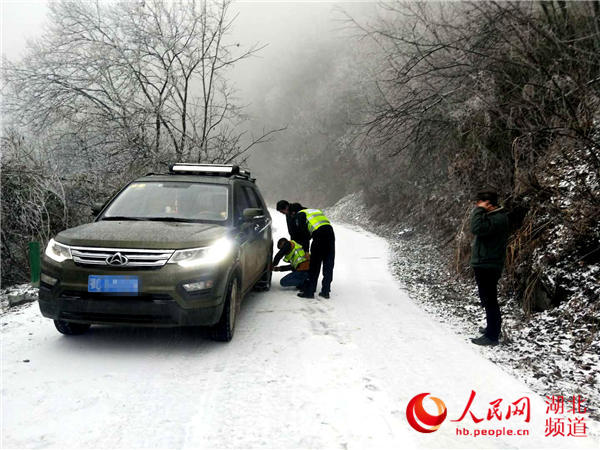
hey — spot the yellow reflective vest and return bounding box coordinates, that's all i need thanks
[299,209,331,234]
[283,240,308,270]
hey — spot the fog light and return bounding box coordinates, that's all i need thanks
[182,280,213,292]
[41,273,58,286]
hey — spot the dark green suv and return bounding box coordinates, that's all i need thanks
[38,164,272,341]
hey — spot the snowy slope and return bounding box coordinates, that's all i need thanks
[2,211,598,448]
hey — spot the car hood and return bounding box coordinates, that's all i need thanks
[55,220,228,249]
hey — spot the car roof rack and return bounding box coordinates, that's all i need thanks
[234,169,255,182]
[169,163,253,181]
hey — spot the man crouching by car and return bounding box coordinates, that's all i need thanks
[272,238,310,291]
[470,191,509,347]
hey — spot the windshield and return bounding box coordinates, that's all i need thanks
[102,182,229,222]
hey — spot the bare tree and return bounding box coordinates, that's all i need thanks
[347,1,600,170]
[2,0,281,172]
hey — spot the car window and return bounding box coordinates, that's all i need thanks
[102,182,229,222]
[251,188,267,211]
[243,186,262,209]
[234,185,252,224]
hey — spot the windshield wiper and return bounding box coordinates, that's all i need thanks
[142,217,198,223]
[101,216,145,221]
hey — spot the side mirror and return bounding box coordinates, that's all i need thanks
[243,208,264,221]
[91,202,105,216]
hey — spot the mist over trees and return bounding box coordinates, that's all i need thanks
[4,0,279,168]
[246,31,376,205]
[248,1,599,310]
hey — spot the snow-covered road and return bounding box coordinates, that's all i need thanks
[2,213,598,448]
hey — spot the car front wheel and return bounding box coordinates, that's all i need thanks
[54,320,91,335]
[211,276,240,342]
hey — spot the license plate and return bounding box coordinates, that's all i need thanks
[88,275,139,293]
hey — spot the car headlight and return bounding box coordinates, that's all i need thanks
[45,238,72,263]
[168,237,234,268]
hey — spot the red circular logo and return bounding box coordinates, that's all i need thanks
[406,393,447,433]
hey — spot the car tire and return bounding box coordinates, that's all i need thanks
[54,320,91,335]
[211,276,240,342]
[254,262,272,292]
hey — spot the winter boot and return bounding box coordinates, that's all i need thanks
[471,335,499,346]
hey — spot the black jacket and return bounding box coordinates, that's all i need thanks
[287,212,310,251]
[470,207,509,270]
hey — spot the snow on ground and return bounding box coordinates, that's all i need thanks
[1,211,599,448]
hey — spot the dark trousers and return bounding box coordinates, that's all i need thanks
[473,267,502,341]
[305,225,335,296]
[280,270,309,289]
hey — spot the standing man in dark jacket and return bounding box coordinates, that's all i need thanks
[276,200,310,251]
[470,191,509,346]
[291,205,335,299]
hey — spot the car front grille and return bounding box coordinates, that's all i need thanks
[71,246,174,268]
[60,311,174,324]
[60,291,173,303]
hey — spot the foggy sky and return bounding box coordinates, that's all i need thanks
[1,1,379,184]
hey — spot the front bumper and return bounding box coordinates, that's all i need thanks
[38,286,223,326]
[38,256,235,327]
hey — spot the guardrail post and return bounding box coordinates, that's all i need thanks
[29,242,41,287]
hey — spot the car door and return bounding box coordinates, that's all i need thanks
[242,185,269,284]
[236,184,265,290]
[244,186,272,269]
[233,185,254,292]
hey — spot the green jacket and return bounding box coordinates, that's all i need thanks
[470,207,509,270]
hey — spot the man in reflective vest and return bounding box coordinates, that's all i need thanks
[276,200,310,251]
[272,238,310,290]
[290,205,335,299]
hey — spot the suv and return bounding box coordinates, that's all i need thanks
[38,164,272,342]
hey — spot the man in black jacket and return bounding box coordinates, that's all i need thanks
[470,191,509,346]
[290,204,335,300]
[276,200,310,251]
